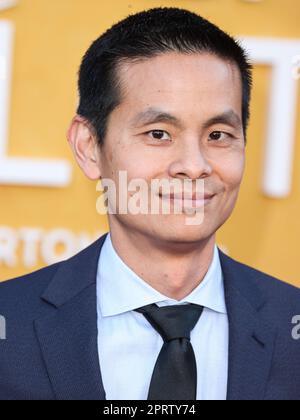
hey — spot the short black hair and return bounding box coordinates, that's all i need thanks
[77,7,252,146]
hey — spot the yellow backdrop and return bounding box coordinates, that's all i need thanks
[0,0,299,287]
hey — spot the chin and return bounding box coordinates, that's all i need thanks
[152,219,215,244]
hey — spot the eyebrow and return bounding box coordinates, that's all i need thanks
[202,110,243,131]
[130,107,243,131]
[130,107,183,129]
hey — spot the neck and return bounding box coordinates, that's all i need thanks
[108,221,216,301]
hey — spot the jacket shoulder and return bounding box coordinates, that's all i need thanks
[220,250,300,311]
[0,236,105,315]
[0,263,60,314]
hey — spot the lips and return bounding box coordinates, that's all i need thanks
[160,192,215,200]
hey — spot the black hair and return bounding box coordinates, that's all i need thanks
[77,7,253,146]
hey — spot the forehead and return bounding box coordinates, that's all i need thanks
[119,53,242,120]
[118,52,241,97]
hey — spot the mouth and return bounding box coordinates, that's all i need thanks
[159,193,216,207]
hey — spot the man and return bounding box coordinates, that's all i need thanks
[0,7,300,401]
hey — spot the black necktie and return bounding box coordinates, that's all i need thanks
[134,303,203,400]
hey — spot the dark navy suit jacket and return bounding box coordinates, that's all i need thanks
[0,232,300,400]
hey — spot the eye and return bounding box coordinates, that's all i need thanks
[209,131,232,142]
[146,130,171,142]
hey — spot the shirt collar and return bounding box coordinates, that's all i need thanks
[98,232,227,317]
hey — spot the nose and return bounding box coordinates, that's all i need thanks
[168,138,213,180]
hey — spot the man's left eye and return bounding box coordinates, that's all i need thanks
[209,131,232,141]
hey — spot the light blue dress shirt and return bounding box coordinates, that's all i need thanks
[97,233,229,400]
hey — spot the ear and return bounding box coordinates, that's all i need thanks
[67,115,102,180]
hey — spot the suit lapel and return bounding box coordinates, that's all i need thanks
[34,233,109,400]
[219,250,277,400]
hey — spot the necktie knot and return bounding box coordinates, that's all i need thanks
[135,303,203,343]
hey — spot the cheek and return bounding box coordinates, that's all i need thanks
[116,144,163,178]
[214,153,245,190]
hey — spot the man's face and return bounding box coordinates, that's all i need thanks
[98,52,245,245]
